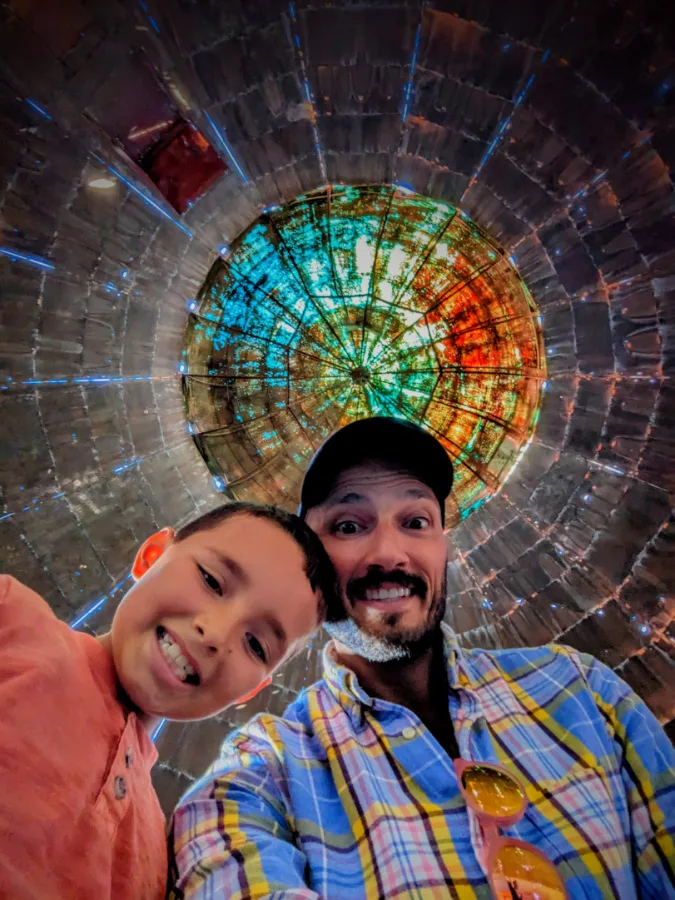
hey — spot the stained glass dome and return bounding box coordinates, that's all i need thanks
[182,184,546,525]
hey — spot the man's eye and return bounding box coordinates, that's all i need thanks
[406,516,429,530]
[198,565,222,595]
[334,520,362,535]
[246,633,267,664]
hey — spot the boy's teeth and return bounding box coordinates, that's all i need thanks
[157,631,196,682]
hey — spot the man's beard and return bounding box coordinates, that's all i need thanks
[324,567,447,663]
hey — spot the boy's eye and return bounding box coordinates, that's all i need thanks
[406,516,429,530]
[246,632,267,664]
[198,565,222,596]
[333,520,362,535]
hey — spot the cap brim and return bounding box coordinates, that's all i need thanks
[299,418,453,524]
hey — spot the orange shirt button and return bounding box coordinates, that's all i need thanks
[114,776,127,800]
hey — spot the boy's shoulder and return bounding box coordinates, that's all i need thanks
[0,574,62,629]
[0,574,103,687]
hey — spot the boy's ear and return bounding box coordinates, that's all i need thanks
[131,527,175,581]
[234,675,272,705]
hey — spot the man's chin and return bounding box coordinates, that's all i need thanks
[325,617,411,662]
[325,593,446,663]
[325,617,436,664]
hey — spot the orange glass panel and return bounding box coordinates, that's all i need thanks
[491,844,566,900]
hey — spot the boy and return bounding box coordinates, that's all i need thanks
[0,501,335,900]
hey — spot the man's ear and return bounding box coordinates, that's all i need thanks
[233,675,272,705]
[131,527,175,581]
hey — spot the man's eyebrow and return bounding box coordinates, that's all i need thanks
[323,491,366,507]
[405,487,433,499]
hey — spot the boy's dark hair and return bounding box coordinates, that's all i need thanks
[174,501,339,621]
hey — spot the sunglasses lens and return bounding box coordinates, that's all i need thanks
[461,765,525,818]
[490,844,566,900]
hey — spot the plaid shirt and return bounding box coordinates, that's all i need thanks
[170,627,675,899]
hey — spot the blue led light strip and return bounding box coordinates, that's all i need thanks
[25,98,52,120]
[287,3,326,181]
[90,155,193,237]
[203,112,249,183]
[150,718,167,743]
[401,22,423,123]
[462,48,550,200]
[70,575,133,629]
[0,491,66,524]
[1,374,172,389]
[113,457,144,475]
[0,246,55,271]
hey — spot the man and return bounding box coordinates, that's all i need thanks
[170,417,675,899]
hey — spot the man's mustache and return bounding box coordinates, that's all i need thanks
[346,570,427,603]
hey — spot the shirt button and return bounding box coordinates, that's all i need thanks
[402,726,416,740]
[114,776,127,800]
[125,748,133,767]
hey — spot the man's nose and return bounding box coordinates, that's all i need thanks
[362,522,409,571]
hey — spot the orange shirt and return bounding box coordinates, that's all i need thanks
[0,575,168,900]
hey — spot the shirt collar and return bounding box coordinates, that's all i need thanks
[322,623,467,712]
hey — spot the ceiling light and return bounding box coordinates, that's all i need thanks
[88,175,116,190]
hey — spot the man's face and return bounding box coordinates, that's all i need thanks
[110,514,320,720]
[306,464,448,661]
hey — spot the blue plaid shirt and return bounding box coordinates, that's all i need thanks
[170,627,675,899]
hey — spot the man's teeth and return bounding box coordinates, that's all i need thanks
[158,630,196,683]
[364,587,412,601]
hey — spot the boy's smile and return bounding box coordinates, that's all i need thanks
[107,513,321,722]
[155,626,200,687]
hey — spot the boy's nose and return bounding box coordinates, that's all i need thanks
[193,609,232,656]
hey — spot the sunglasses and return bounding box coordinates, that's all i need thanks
[455,759,568,900]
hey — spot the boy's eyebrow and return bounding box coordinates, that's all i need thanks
[268,616,287,652]
[209,550,247,584]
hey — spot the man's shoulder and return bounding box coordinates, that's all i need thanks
[462,641,595,692]
[185,680,332,802]
[219,679,331,756]
[464,640,586,670]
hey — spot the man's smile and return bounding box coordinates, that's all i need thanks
[347,571,427,614]
[364,586,411,601]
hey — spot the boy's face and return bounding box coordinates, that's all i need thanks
[110,514,320,721]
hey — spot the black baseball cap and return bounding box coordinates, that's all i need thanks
[299,417,454,524]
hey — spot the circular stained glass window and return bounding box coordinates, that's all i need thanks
[182,184,546,525]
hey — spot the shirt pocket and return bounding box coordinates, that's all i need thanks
[480,716,630,874]
[519,760,632,898]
